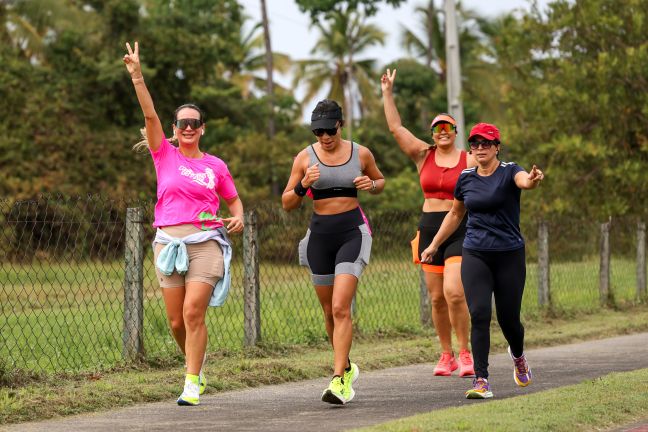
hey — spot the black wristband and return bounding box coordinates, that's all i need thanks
[294,181,308,197]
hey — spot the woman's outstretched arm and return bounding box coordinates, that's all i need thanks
[123,41,163,152]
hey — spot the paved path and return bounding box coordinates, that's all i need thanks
[5,333,648,432]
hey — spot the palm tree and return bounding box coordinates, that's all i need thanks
[401,0,444,73]
[228,18,291,99]
[401,0,486,81]
[294,8,385,139]
[3,0,91,62]
[259,0,281,195]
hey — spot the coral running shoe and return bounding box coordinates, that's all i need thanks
[458,349,475,377]
[508,346,532,387]
[433,352,458,376]
[465,377,493,399]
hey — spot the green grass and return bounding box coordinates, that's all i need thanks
[2,306,648,426]
[352,368,648,432]
[0,255,642,373]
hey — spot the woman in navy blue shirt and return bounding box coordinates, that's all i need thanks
[421,123,544,399]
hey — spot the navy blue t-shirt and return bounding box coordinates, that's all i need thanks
[454,161,525,251]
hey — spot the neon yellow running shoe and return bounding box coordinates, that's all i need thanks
[199,352,208,395]
[343,363,359,402]
[177,374,200,406]
[321,376,348,405]
[199,371,207,395]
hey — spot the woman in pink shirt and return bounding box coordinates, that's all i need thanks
[124,42,244,406]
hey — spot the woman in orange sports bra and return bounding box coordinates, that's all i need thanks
[381,68,477,377]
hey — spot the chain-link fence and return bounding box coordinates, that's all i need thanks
[0,196,645,374]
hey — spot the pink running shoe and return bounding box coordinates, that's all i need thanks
[508,346,532,387]
[458,349,475,377]
[433,352,458,376]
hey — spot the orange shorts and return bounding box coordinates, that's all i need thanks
[411,230,463,274]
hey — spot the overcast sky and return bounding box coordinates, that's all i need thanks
[237,0,551,118]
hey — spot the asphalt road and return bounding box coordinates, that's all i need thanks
[5,332,648,432]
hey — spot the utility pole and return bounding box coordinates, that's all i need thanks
[444,0,466,150]
[260,0,280,195]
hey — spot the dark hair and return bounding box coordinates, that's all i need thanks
[174,103,204,122]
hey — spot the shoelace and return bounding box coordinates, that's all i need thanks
[473,378,489,391]
[183,380,200,395]
[459,351,472,363]
[438,353,453,365]
[513,356,528,375]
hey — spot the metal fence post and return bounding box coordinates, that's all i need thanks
[123,207,144,361]
[637,221,646,300]
[599,218,611,305]
[538,220,550,307]
[419,269,431,327]
[243,210,261,346]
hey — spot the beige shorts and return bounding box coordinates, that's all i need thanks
[154,224,224,288]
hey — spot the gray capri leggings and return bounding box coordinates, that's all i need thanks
[298,207,372,286]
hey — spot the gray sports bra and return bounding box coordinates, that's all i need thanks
[306,142,361,200]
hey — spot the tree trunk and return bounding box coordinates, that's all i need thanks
[346,52,354,143]
[260,0,280,195]
[426,0,434,69]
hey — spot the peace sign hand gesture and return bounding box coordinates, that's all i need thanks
[381,68,397,94]
[123,42,142,79]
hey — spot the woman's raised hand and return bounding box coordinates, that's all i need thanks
[381,68,397,93]
[528,165,544,184]
[123,42,142,79]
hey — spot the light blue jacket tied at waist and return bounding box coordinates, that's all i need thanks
[153,227,233,307]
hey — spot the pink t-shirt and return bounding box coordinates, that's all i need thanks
[150,137,238,230]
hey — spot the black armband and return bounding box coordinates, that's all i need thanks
[294,180,308,197]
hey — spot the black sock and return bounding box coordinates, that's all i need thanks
[345,357,352,372]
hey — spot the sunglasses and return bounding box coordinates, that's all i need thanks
[431,123,456,134]
[174,118,203,130]
[469,140,497,150]
[312,127,338,137]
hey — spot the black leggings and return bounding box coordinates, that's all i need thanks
[461,247,526,379]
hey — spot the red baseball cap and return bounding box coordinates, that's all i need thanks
[468,123,500,142]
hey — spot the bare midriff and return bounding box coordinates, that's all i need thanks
[313,197,359,215]
[422,197,453,213]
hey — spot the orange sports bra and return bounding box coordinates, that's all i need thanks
[419,148,468,200]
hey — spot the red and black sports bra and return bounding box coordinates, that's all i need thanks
[419,148,468,201]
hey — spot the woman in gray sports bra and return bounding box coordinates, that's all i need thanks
[282,99,385,406]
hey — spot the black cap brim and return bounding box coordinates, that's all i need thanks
[311,118,338,130]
